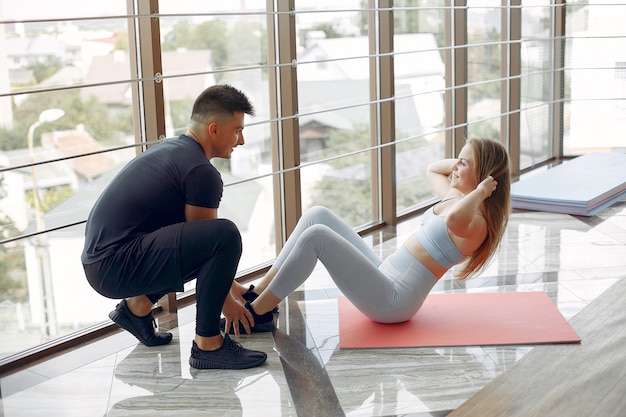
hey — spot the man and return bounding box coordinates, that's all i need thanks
[82,85,271,370]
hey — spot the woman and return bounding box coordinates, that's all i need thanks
[224,138,511,332]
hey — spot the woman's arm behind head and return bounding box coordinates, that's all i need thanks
[457,138,511,280]
[426,158,459,199]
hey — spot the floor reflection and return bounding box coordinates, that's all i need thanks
[1,203,625,416]
[109,327,294,417]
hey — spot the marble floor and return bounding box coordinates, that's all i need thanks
[1,200,625,416]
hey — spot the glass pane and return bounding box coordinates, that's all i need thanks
[158,1,273,272]
[21,227,113,344]
[295,4,373,226]
[0,2,133,358]
[467,2,502,141]
[520,0,553,168]
[300,152,373,228]
[564,2,626,154]
[393,1,446,211]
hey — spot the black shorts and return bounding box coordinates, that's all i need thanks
[83,222,186,302]
[83,218,242,336]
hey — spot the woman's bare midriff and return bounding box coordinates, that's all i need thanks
[403,234,448,279]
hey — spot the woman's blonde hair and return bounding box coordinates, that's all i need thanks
[458,138,511,280]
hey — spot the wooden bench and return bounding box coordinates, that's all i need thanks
[449,277,626,417]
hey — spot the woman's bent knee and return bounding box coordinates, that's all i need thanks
[303,206,335,225]
[307,205,330,217]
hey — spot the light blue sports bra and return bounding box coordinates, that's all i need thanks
[416,198,466,269]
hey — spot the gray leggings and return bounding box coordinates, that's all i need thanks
[268,206,438,323]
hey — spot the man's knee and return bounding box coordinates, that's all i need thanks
[215,218,242,252]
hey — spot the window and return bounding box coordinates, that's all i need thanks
[0,0,137,361]
[564,1,626,154]
[466,1,502,142]
[393,1,447,212]
[295,4,375,227]
[519,0,555,168]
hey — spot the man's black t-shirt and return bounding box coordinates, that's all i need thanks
[81,134,222,264]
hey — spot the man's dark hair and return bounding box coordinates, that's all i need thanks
[190,85,255,124]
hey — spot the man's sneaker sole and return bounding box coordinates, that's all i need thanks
[189,335,267,370]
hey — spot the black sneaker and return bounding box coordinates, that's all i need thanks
[242,285,279,313]
[189,334,267,370]
[109,299,172,346]
[220,301,275,334]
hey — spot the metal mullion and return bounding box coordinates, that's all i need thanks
[270,0,301,251]
[266,0,282,254]
[368,0,380,224]
[127,0,143,155]
[552,0,566,159]
[372,0,396,226]
[503,0,521,180]
[445,0,468,157]
[131,0,165,152]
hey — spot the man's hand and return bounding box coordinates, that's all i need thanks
[230,280,249,299]
[222,289,254,337]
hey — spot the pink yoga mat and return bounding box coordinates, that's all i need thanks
[338,291,581,349]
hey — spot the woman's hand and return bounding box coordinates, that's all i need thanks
[477,175,497,199]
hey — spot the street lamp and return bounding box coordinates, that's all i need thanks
[27,108,65,338]
[27,108,65,227]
